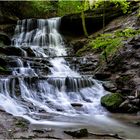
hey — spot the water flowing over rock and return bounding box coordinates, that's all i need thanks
[0,17,106,125]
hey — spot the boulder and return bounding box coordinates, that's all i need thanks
[103,82,117,92]
[101,93,124,112]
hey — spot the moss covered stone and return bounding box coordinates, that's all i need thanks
[101,93,124,112]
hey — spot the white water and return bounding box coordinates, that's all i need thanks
[0,18,107,125]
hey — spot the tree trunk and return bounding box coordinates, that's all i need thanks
[81,0,88,37]
[81,11,88,37]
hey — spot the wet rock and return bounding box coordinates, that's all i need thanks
[22,47,36,57]
[0,32,11,45]
[67,56,99,73]
[64,128,88,138]
[119,99,140,113]
[71,103,83,107]
[101,93,124,112]
[95,72,111,80]
[103,82,117,92]
[3,47,26,56]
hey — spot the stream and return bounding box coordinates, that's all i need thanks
[0,17,139,139]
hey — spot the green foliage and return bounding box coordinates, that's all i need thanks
[57,0,130,16]
[94,0,130,13]
[89,33,122,62]
[79,28,140,62]
[57,0,91,16]
[115,28,140,37]
[27,1,56,17]
[31,1,53,13]
[58,1,81,16]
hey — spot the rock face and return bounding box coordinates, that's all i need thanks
[98,35,140,94]
[66,56,99,75]
[101,93,124,112]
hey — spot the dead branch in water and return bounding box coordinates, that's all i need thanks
[89,132,124,139]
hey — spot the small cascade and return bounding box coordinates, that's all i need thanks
[0,18,107,125]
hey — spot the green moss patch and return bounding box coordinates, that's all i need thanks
[101,93,124,112]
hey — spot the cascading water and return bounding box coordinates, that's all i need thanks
[0,18,107,125]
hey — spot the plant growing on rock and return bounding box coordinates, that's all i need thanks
[115,28,140,38]
[88,33,123,63]
[79,28,140,63]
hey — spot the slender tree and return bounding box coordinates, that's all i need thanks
[81,0,89,37]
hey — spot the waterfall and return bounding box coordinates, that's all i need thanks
[0,18,106,125]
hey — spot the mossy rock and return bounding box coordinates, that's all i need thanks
[101,93,124,112]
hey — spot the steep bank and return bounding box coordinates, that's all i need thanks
[71,6,140,113]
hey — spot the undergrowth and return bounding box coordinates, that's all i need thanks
[77,28,140,63]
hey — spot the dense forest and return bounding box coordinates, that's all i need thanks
[0,0,140,139]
